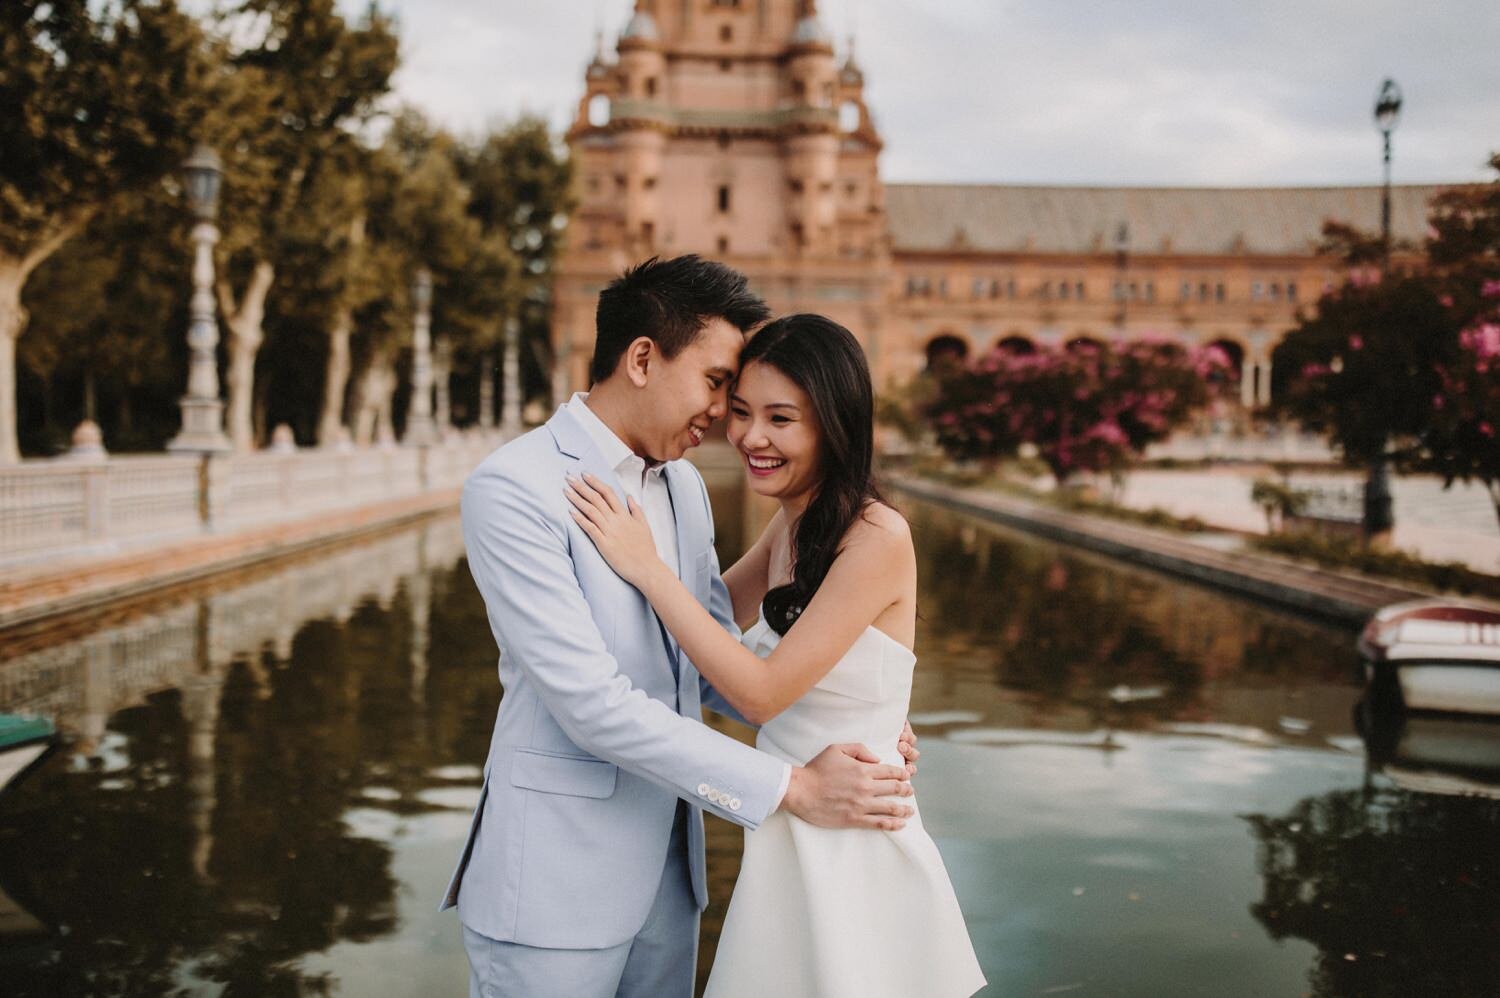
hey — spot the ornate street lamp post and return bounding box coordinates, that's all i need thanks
[1375,79,1402,272]
[405,266,436,445]
[1363,79,1402,542]
[168,145,231,454]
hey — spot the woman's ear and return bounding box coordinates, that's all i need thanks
[623,336,654,388]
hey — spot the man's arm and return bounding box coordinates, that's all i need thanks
[463,466,912,831]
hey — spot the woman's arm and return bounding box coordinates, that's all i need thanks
[566,474,911,725]
[720,509,782,629]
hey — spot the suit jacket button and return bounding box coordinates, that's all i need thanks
[728,798,742,811]
[696,783,710,797]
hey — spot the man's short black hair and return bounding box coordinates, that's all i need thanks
[590,255,771,384]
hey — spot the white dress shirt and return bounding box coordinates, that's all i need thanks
[566,393,792,809]
[566,393,679,577]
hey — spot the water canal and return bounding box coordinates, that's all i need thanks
[1,483,1497,997]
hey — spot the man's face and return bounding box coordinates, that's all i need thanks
[634,317,743,462]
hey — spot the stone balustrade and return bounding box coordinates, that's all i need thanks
[0,433,508,569]
[1144,432,1335,465]
[0,517,468,751]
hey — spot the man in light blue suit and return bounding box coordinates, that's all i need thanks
[445,256,916,998]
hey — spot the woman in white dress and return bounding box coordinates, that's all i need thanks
[565,314,985,998]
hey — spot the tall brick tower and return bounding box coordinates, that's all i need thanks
[551,0,892,396]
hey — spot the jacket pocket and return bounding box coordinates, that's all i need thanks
[509,748,618,799]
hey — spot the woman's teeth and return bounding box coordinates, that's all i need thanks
[747,455,785,470]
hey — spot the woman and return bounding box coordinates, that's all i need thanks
[565,314,985,998]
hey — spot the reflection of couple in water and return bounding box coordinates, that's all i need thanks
[442,255,984,997]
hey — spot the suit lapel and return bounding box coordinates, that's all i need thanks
[549,405,687,683]
[663,462,697,585]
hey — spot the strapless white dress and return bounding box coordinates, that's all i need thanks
[703,613,986,998]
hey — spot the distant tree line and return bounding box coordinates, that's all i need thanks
[2,0,572,460]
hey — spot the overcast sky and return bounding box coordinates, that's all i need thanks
[359,0,1500,187]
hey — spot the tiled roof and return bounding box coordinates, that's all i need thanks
[886,183,1458,257]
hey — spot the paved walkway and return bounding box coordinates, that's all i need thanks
[888,476,1438,626]
[1113,468,1500,575]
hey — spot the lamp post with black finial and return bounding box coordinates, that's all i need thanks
[1362,78,1402,543]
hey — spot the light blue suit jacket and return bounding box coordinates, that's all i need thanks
[442,405,787,949]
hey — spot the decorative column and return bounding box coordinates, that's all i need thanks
[1257,356,1273,406]
[433,335,453,438]
[501,316,523,434]
[405,267,436,445]
[1240,357,1256,409]
[169,146,231,455]
[477,347,496,430]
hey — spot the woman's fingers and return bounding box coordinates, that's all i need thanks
[580,473,625,514]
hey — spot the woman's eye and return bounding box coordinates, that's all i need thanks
[730,407,748,419]
[771,415,790,425]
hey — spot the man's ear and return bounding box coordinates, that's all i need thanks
[622,336,654,388]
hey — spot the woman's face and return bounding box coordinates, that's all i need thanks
[726,360,823,504]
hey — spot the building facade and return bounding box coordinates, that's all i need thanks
[553,0,1448,406]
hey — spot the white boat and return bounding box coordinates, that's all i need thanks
[1358,599,1500,716]
[0,713,55,799]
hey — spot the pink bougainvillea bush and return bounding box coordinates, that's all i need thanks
[925,338,1228,483]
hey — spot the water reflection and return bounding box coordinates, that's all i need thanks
[906,505,1360,739]
[0,492,1497,996]
[0,520,494,996]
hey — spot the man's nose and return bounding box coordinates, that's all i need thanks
[707,391,728,420]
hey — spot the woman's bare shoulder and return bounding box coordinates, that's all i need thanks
[846,500,912,551]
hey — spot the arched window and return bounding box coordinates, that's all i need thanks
[839,100,860,132]
[924,334,970,373]
[587,94,610,127]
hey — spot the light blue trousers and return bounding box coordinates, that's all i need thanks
[461,804,698,998]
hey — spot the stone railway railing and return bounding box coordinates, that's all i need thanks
[0,434,507,569]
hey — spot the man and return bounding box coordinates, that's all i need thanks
[444,255,917,998]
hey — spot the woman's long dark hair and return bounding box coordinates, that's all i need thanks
[742,314,884,636]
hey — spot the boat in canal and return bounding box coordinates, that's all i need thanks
[0,713,55,799]
[1358,599,1500,715]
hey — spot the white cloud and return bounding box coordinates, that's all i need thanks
[357,0,1500,184]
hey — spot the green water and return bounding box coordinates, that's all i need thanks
[0,494,1496,997]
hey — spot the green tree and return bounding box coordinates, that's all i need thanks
[347,111,488,442]
[1273,276,1458,482]
[1276,161,1500,533]
[1421,154,1500,527]
[204,0,398,450]
[18,182,191,453]
[457,118,574,422]
[0,0,203,462]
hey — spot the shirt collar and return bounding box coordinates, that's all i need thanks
[565,393,667,481]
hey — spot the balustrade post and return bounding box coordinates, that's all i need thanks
[405,268,437,447]
[502,316,523,435]
[200,452,232,531]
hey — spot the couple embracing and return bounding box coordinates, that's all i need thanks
[442,255,984,998]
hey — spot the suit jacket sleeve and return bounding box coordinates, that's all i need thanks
[461,464,787,830]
